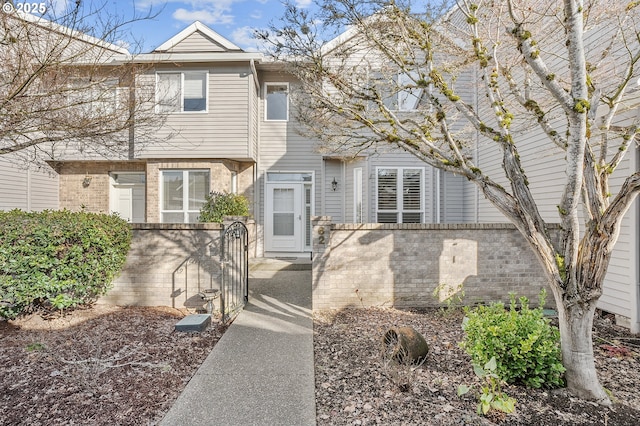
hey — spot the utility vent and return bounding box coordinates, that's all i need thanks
[175,314,211,332]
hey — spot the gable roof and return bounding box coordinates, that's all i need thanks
[153,21,242,53]
[10,10,130,56]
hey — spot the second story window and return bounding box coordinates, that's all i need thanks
[377,71,430,112]
[156,71,207,113]
[265,83,288,121]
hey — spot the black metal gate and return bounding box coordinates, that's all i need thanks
[220,221,249,322]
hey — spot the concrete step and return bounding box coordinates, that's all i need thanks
[249,258,312,272]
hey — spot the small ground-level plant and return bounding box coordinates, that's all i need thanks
[460,291,565,389]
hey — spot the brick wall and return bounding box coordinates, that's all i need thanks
[56,161,145,213]
[56,160,255,222]
[146,159,254,222]
[312,217,558,310]
[99,220,255,308]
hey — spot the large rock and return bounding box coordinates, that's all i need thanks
[382,326,429,365]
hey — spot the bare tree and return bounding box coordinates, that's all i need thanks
[0,1,164,164]
[261,0,640,404]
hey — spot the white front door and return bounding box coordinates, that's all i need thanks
[110,173,146,223]
[265,183,303,252]
[114,185,133,222]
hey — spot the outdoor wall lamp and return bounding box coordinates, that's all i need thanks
[331,177,338,191]
[82,176,92,188]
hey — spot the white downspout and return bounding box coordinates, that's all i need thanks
[633,143,640,333]
[250,59,262,256]
[435,169,441,223]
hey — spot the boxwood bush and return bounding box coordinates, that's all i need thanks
[0,210,131,319]
[199,191,249,223]
[461,292,565,389]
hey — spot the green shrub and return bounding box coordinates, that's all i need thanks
[199,191,249,223]
[461,291,565,388]
[0,209,131,319]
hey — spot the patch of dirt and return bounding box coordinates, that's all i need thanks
[313,307,640,425]
[0,306,225,426]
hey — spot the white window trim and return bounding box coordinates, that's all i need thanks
[155,70,209,114]
[68,77,123,116]
[375,166,425,223]
[353,167,363,223]
[265,82,289,121]
[159,169,210,223]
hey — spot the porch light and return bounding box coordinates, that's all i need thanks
[82,176,92,187]
[331,177,338,191]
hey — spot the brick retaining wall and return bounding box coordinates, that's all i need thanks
[312,217,558,310]
[99,220,255,308]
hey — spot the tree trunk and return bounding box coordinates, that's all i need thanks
[555,300,611,405]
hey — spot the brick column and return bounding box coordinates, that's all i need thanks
[311,216,333,310]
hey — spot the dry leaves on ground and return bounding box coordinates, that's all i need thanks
[0,306,225,426]
[313,307,640,425]
[2,304,640,426]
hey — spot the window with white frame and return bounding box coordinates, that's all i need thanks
[376,167,424,223]
[68,78,123,116]
[161,170,210,223]
[156,71,208,113]
[265,83,289,120]
[354,167,363,223]
[379,71,429,112]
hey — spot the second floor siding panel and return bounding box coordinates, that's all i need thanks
[137,63,255,160]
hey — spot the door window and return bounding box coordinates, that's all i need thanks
[273,188,295,236]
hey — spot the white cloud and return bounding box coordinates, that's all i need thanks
[49,0,70,15]
[172,8,233,25]
[295,0,313,8]
[230,26,261,51]
[250,10,262,20]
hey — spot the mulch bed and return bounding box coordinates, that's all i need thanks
[313,307,640,425]
[1,305,639,425]
[0,306,225,426]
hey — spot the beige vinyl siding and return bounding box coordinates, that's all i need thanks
[138,63,254,160]
[598,130,638,324]
[440,171,465,222]
[164,32,228,53]
[257,73,323,232]
[324,160,343,221]
[0,156,58,211]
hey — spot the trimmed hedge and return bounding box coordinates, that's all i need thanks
[199,191,249,223]
[0,210,131,319]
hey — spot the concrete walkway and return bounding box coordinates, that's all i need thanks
[160,258,316,426]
